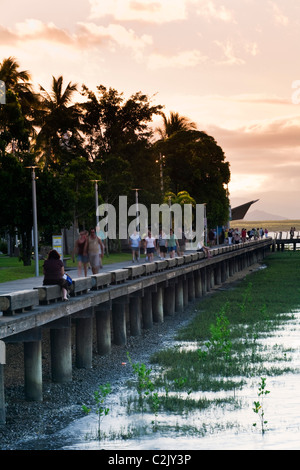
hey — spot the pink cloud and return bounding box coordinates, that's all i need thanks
[208,117,300,151]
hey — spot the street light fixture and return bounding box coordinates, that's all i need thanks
[26,166,39,277]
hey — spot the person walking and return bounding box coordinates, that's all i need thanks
[87,227,104,274]
[143,230,156,262]
[168,228,179,258]
[43,249,70,301]
[157,228,168,258]
[176,227,186,256]
[74,230,88,276]
[129,229,141,262]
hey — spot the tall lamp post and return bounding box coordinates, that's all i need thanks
[204,203,207,246]
[132,188,141,234]
[91,179,100,229]
[27,166,39,277]
[155,153,165,194]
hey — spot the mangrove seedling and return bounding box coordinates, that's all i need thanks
[127,352,154,411]
[82,383,111,440]
[252,377,270,434]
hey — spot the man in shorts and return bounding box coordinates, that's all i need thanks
[157,228,168,258]
[87,227,105,274]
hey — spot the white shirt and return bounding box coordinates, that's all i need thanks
[145,236,156,248]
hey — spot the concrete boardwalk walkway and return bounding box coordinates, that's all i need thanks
[0,255,184,295]
[0,259,144,295]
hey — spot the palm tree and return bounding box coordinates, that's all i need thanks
[0,56,31,91]
[0,56,37,114]
[164,190,196,207]
[154,112,198,196]
[0,56,38,153]
[35,75,81,168]
[157,111,197,139]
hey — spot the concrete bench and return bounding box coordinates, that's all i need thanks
[126,264,145,279]
[183,254,192,263]
[143,262,156,275]
[166,258,177,268]
[176,256,184,266]
[34,285,63,304]
[91,273,111,290]
[0,290,39,316]
[191,252,199,262]
[155,259,168,271]
[70,277,92,296]
[111,269,128,284]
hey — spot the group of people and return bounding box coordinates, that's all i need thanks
[46,223,272,302]
[224,227,268,245]
[42,227,105,302]
[207,227,269,246]
[129,228,188,263]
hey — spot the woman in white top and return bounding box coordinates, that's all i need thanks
[144,230,156,262]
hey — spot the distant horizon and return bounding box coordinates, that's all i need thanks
[237,218,300,223]
[232,218,300,229]
[241,208,287,221]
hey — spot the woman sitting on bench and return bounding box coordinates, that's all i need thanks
[43,249,70,301]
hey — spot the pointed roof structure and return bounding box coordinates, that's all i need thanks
[231,200,259,221]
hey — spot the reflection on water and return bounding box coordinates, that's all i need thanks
[64,313,300,450]
[14,312,300,450]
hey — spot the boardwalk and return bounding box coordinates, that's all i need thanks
[0,239,272,425]
[0,257,137,295]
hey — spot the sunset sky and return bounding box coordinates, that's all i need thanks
[1,0,300,219]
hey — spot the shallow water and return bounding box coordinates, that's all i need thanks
[15,310,300,451]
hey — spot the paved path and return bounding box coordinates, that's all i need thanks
[0,255,181,295]
[0,259,140,295]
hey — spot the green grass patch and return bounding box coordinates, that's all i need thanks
[0,256,45,282]
[150,252,300,397]
[0,252,134,283]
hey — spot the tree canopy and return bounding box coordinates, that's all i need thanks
[155,126,230,227]
[0,56,231,264]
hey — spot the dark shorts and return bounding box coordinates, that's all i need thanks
[77,254,89,263]
[147,247,155,254]
[159,246,167,253]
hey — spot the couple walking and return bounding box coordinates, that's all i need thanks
[74,227,104,276]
